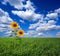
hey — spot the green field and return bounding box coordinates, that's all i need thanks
[0,38,60,56]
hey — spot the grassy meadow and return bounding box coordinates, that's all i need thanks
[0,38,60,56]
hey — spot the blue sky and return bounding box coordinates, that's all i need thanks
[0,0,60,37]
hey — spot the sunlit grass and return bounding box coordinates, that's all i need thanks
[0,37,60,56]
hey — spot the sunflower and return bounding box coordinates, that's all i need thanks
[17,30,24,37]
[10,22,19,29]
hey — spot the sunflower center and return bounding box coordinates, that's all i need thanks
[19,32,23,34]
[13,24,17,27]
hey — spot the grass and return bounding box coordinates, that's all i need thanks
[0,38,60,56]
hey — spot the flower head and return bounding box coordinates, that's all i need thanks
[17,30,24,37]
[10,22,19,29]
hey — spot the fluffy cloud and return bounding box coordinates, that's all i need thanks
[45,8,60,20]
[36,24,60,32]
[2,0,35,10]
[48,20,56,25]
[24,30,44,37]
[24,0,35,11]
[24,30,37,37]
[0,8,13,37]
[12,10,42,21]
[46,13,58,19]
[55,8,60,13]
[2,0,24,9]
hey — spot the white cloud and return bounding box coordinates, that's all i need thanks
[0,8,13,37]
[48,20,56,25]
[24,0,35,11]
[36,25,60,32]
[46,13,58,19]
[45,8,60,20]
[4,31,13,37]
[2,0,24,9]
[55,8,60,13]
[2,0,35,10]
[29,19,45,29]
[29,22,39,29]
[12,10,42,21]
[24,30,44,37]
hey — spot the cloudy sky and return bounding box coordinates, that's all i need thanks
[0,0,60,37]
